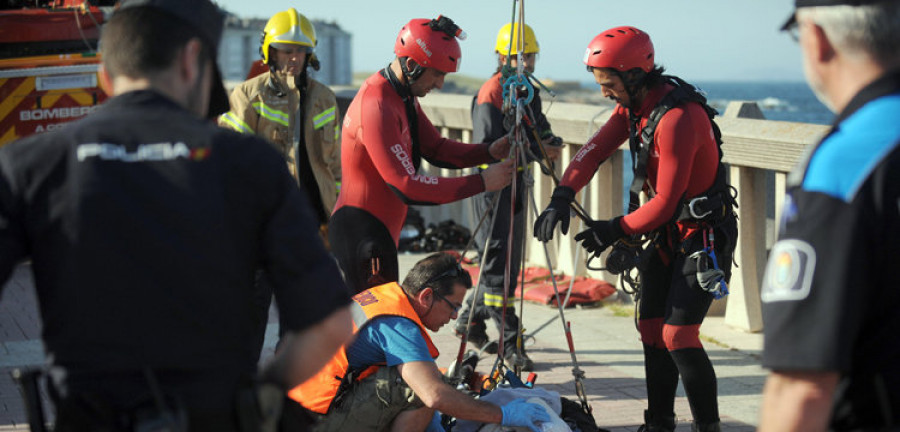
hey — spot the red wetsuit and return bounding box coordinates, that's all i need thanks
[560,82,735,426]
[330,71,495,293]
[335,72,493,244]
[560,83,719,238]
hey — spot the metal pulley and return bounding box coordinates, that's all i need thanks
[502,73,535,108]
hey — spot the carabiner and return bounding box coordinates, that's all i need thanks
[688,196,712,219]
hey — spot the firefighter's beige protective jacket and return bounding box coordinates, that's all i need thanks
[220,72,341,216]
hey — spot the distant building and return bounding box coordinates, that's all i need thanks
[218,14,352,87]
[313,21,353,86]
[218,16,265,85]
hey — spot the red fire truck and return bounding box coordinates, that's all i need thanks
[0,1,115,147]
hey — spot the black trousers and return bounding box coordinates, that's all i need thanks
[457,179,525,355]
[329,206,398,295]
[51,368,247,432]
[638,215,737,425]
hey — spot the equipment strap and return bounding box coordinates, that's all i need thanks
[626,75,728,220]
[673,168,735,222]
[381,67,422,171]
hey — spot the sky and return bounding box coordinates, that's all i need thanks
[215,0,805,83]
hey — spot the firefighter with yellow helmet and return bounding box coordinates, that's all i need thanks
[219,8,342,373]
[220,8,341,241]
[454,22,561,372]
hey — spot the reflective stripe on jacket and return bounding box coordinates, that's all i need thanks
[219,72,342,216]
[288,282,439,414]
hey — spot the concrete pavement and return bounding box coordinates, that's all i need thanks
[0,255,766,431]
[397,253,765,432]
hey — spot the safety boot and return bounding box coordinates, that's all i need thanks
[636,410,676,432]
[454,323,495,353]
[691,421,721,432]
[504,350,534,372]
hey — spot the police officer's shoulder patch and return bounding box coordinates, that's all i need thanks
[761,239,816,303]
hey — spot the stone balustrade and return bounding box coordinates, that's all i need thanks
[338,90,831,333]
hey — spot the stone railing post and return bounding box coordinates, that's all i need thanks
[581,149,624,284]
[408,92,826,335]
[722,101,766,332]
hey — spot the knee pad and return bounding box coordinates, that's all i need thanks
[638,318,665,348]
[662,324,702,351]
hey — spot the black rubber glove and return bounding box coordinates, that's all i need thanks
[533,186,575,242]
[574,216,627,255]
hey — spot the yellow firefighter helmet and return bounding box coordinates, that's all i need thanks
[260,8,316,65]
[495,23,539,56]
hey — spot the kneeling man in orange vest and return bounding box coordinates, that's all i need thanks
[290,252,549,431]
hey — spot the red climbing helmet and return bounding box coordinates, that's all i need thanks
[583,26,655,73]
[394,16,464,73]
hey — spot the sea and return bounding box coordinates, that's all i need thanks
[607,80,833,214]
[694,81,833,126]
[575,80,834,126]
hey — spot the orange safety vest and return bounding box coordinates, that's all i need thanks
[288,282,440,414]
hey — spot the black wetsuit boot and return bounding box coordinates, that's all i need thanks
[670,347,720,426]
[643,344,679,431]
[691,420,722,432]
[638,410,676,432]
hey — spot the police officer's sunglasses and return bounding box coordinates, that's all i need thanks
[781,12,800,43]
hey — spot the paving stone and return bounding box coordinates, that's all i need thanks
[0,257,767,430]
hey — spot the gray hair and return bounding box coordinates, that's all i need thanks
[797,2,900,66]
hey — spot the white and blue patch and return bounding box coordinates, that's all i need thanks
[761,239,816,303]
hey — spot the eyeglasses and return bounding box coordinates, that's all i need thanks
[787,22,800,43]
[432,290,462,314]
[782,13,800,43]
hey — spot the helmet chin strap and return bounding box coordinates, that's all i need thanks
[399,57,425,90]
[307,53,320,71]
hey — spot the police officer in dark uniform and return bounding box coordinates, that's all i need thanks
[760,1,900,431]
[0,1,352,430]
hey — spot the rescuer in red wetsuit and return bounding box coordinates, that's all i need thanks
[330,16,514,295]
[534,26,737,432]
